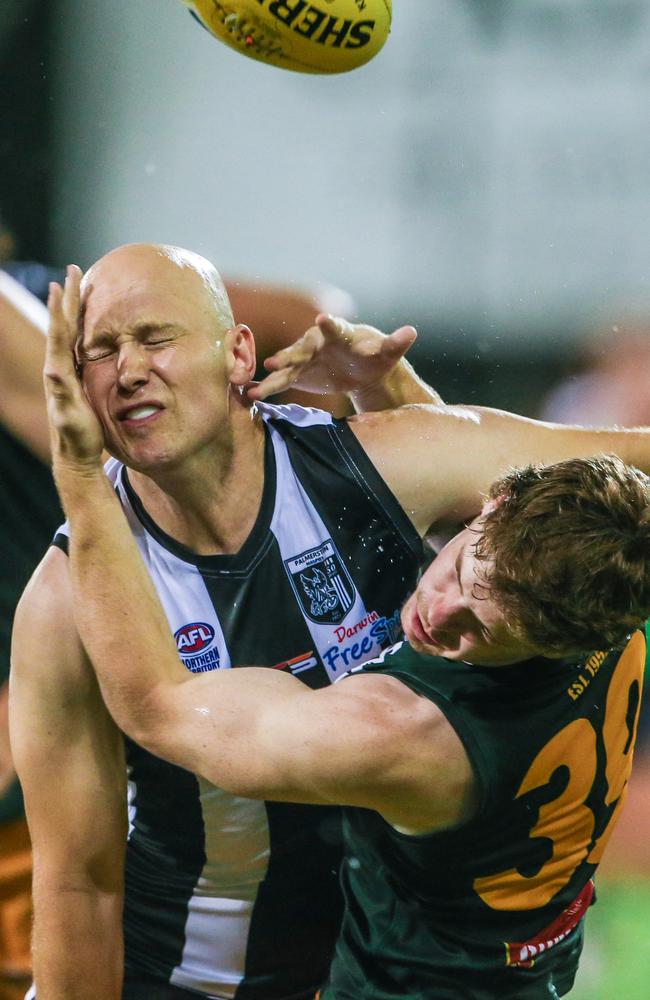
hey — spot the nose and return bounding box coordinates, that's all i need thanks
[421,593,465,636]
[116,342,150,394]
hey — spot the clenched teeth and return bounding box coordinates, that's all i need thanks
[125,406,160,421]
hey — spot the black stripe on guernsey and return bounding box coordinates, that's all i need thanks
[200,553,342,1000]
[52,532,69,554]
[273,417,422,562]
[123,747,207,982]
[271,418,423,656]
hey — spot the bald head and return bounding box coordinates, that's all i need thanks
[81,243,235,344]
[76,243,258,472]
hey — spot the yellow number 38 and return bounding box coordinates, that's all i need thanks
[474,632,644,911]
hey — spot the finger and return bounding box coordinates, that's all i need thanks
[315,314,352,342]
[44,278,83,400]
[62,264,82,347]
[242,380,261,400]
[380,325,417,360]
[62,265,82,326]
[263,326,324,371]
[46,272,79,369]
[248,366,301,400]
[44,283,70,382]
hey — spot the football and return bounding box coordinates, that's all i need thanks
[183,1,392,74]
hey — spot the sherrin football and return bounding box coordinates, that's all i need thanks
[183,1,392,75]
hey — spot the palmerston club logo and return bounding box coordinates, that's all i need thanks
[284,539,355,625]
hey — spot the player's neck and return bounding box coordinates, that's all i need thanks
[127,403,266,555]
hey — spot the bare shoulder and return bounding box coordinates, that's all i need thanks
[346,405,484,532]
[15,545,73,636]
[12,545,92,697]
[316,672,477,833]
[11,545,122,792]
[329,670,456,750]
[328,669,440,724]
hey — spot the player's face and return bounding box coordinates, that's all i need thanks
[401,519,536,666]
[79,250,232,472]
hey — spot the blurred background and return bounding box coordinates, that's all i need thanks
[1,0,649,997]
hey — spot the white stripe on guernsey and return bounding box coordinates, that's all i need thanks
[110,463,232,672]
[170,778,271,997]
[267,423,384,682]
[169,895,247,998]
[257,400,334,428]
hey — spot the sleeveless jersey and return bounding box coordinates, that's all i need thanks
[53,403,423,999]
[324,634,645,1000]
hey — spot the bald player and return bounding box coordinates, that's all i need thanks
[11,248,436,1000]
[0,252,365,1000]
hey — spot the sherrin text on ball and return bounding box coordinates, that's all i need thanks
[183,0,392,74]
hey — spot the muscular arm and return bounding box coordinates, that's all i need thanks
[54,465,475,834]
[10,547,127,999]
[349,404,650,533]
[45,271,467,837]
[0,270,49,460]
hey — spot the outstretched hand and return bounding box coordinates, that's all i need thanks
[247,314,417,401]
[44,265,104,470]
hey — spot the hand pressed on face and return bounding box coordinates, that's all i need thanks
[43,265,105,469]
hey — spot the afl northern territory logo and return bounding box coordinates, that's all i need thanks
[174,622,220,673]
[285,539,355,625]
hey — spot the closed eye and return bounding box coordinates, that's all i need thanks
[137,323,180,347]
[144,336,174,348]
[81,347,115,363]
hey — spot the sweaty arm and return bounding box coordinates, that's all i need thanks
[10,547,127,999]
[348,403,650,534]
[0,270,50,460]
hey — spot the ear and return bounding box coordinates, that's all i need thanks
[225,324,257,386]
[480,495,503,518]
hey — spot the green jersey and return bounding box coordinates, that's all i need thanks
[323,633,645,1000]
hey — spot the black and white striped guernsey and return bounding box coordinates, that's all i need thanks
[53,403,424,1000]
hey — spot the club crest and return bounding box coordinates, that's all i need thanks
[285,539,356,625]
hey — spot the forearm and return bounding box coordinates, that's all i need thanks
[55,462,186,733]
[459,406,650,477]
[55,462,313,787]
[32,880,123,999]
[350,355,443,412]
